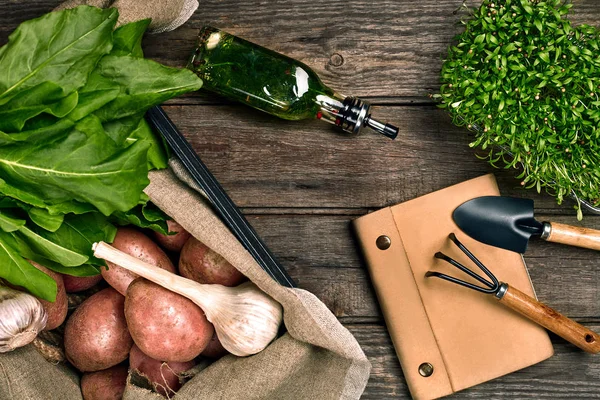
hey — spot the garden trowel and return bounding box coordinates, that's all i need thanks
[453,196,600,253]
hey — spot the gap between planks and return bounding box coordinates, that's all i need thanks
[238,207,600,217]
[340,317,600,325]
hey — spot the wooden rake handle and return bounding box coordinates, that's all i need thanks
[545,222,600,251]
[498,284,600,354]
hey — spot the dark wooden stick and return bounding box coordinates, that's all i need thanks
[500,285,600,354]
[146,106,296,288]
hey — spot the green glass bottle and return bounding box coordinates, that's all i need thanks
[188,27,398,139]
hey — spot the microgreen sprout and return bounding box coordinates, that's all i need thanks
[435,0,600,218]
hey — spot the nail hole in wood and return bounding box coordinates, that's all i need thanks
[585,334,595,343]
[329,53,344,67]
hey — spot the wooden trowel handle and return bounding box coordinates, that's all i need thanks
[545,222,600,251]
[498,284,600,354]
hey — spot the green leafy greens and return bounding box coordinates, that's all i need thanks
[436,0,600,218]
[0,7,202,300]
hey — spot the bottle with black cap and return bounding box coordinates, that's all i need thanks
[189,27,399,139]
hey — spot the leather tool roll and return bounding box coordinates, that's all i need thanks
[353,174,554,400]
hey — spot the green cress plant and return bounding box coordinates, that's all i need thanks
[435,0,600,219]
[0,7,202,301]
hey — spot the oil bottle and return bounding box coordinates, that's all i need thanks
[189,27,399,139]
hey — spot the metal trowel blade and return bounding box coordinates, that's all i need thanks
[452,196,544,254]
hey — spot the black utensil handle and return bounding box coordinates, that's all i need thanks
[146,106,296,288]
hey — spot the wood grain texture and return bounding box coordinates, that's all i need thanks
[548,222,600,252]
[145,0,600,100]
[2,0,600,102]
[350,323,600,399]
[500,285,600,354]
[160,104,593,213]
[1,0,600,397]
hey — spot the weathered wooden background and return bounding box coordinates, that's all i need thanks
[2,0,600,398]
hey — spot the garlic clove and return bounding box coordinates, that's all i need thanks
[0,285,47,353]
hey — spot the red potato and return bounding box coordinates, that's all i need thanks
[179,237,246,286]
[129,344,195,397]
[201,331,229,359]
[62,274,103,293]
[30,261,68,330]
[64,288,133,372]
[101,228,175,295]
[153,220,191,252]
[125,278,213,362]
[81,364,128,400]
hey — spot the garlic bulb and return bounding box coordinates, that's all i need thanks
[198,281,282,356]
[0,285,47,353]
[93,242,283,357]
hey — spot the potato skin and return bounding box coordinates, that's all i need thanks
[31,261,68,330]
[101,228,175,295]
[178,237,245,287]
[125,278,213,362]
[81,364,128,400]
[201,332,229,359]
[62,274,103,293]
[129,344,195,397]
[65,288,133,372]
[153,220,191,252]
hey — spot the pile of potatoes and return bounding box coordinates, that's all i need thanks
[37,221,246,399]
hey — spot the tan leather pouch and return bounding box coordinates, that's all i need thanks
[353,174,554,400]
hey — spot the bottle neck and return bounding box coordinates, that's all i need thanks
[314,93,345,125]
[315,95,399,139]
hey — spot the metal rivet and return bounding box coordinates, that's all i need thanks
[418,363,434,377]
[376,235,391,250]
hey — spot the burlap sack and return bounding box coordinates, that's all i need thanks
[0,163,371,399]
[54,0,199,33]
[0,346,82,400]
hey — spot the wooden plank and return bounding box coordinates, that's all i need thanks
[349,323,600,399]
[2,1,600,101]
[144,0,600,100]
[0,1,57,32]
[247,213,600,319]
[161,104,595,213]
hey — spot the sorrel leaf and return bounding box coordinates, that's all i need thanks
[27,208,64,232]
[0,232,57,301]
[0,6,116,105]
[111,19,150,57]
[35,212,117,266]
[0,115,150,216]
[93,55,202,122]
[111,201,170,235]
